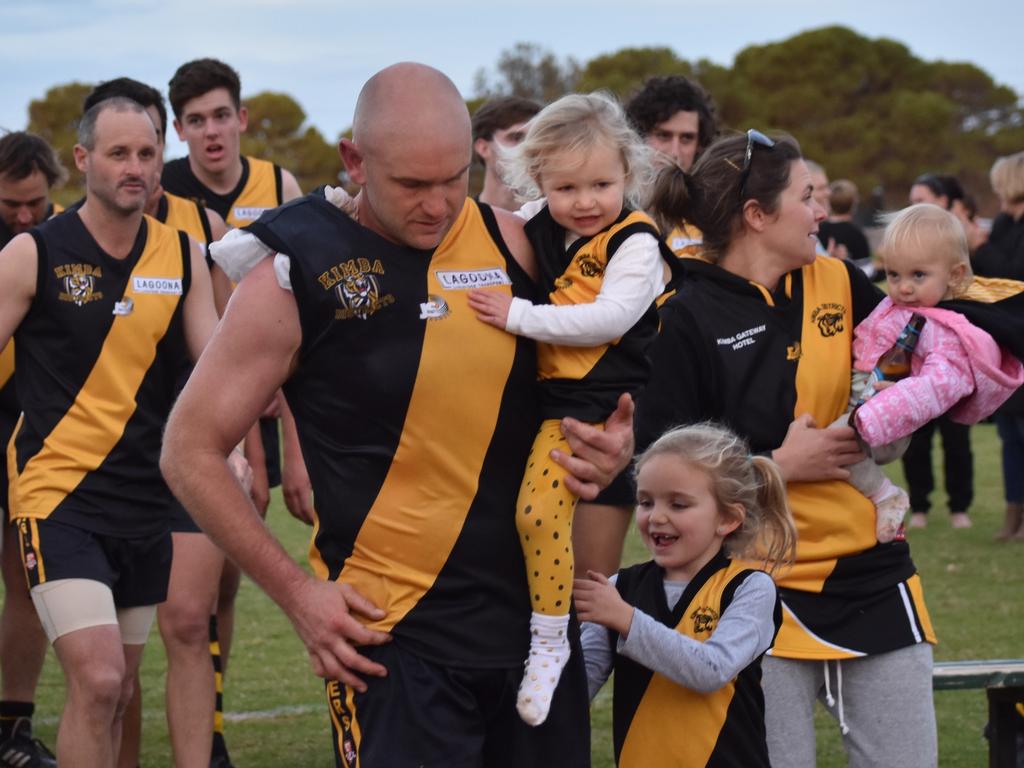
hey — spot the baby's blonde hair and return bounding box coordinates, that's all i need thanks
[500,91,655,209]
[880,203,973,297]
[634,423,797,576]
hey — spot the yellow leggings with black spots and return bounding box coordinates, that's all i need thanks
[517,417,591,616]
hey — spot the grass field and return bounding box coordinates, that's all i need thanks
[14,423,1020,766]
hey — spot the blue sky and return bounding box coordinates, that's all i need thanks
[2,0,1021,161]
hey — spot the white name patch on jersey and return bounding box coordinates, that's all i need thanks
[435,268,511,290]
[133,277,183,295]
[232,206,269,221]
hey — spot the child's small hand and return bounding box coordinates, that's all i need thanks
[467,289,513,330]
[574,570,634,638]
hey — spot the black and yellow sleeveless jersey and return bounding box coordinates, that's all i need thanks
[612,553,776,767]
[525,205,674,421]
[247,193,541,667]
[635,255,936,659]
[156,191,213,245]
[162,155,283,229]
[2,201,67,508]
[9,212,190,536]
[666,221,704,260]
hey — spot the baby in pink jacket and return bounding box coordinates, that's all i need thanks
[843,204,1024,542]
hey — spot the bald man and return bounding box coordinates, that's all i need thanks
[162,62,632,767]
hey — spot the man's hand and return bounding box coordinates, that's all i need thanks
[771,413,865,482]
[282,452,315,525]
[281,400,315,524]
[286,577,391,690]
[227,448,253,495]
[244,424,270,516]
[467,289,513,330]
[554,393,634,500]
[574,571,633,637]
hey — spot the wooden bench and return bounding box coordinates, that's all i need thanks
[933,659,1024,767]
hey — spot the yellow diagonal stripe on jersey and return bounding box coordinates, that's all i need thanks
[337,202,516,632]
[0,342,13,390]
[14,220,183,519]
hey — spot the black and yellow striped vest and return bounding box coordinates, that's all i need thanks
[161,155,282,229]
[248,193,541,666]
[526,206,668,421]
[613,553,776,767]
[10,212,189,535]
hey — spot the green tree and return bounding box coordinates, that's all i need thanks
[576,47,691,97]
[718,26,1022,210]
[240,91,343,191]
[473,42,579,103]
[27,82,94,203]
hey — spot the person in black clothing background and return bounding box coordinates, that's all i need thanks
[970,152,1024,538]
[818,178,873,277]
[903,173,975,530]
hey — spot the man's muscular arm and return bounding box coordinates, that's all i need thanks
[161,258,389,689]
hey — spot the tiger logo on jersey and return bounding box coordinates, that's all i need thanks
[576,252,604,278]
[690,605,719,635]
[337,273,380,320]
[55,263,105,306]
[811,302,846,338]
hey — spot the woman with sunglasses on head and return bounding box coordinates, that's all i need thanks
[639,131,938,767]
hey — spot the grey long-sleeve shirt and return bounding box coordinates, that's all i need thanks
[581,570,777,699]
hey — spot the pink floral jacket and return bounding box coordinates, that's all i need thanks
[852,297,1024,447]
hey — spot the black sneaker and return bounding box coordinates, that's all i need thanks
[0,717,57,767]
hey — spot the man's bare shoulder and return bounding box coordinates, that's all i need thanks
[490,206,536,280]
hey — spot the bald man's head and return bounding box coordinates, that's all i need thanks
[340,63,474,250]
[352,62,470,153]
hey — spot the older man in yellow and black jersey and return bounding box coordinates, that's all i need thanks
[0,98,223,768]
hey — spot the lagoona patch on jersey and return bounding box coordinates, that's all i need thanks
[231,206,269,221]
[671,235,702,251]
[133,276,183,295]
[811,302,846,337]
[54,263,104,306]
[435,267,510,290]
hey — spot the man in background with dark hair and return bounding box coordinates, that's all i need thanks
[624,74,716,260]
[162,57,304,768]
[471,96,541,211]
[0,130,64,768]
[0,132,65,241]
[625,75,716,174]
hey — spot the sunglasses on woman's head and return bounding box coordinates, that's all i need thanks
[738,129,775,201]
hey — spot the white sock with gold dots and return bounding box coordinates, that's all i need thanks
[516,611,571,726]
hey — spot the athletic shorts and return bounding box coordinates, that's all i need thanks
[260,417,282,489]
[326,638,591,768]
[591,464,635,507]
[16,517,172,608]
[167,496,201,534]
